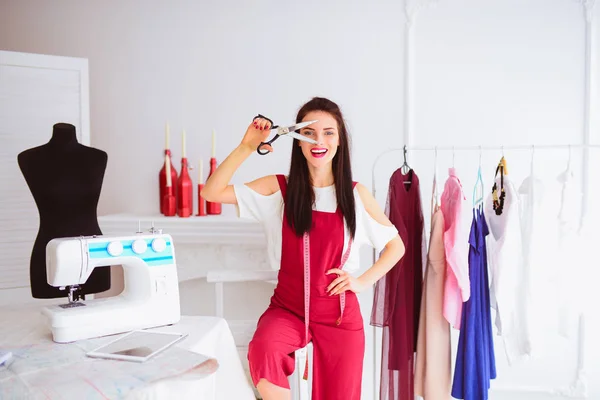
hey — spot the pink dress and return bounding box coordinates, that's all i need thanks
[441,168,469,329]
[414,204,451,399]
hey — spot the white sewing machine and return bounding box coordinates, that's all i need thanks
[42,231,181,343]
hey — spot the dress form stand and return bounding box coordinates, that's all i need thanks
[17,123,111,299]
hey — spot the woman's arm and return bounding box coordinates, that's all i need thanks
[327,183,405,295]
[201,117,279,203]
[355,183,405,286]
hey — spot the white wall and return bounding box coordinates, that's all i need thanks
[0,0,406,217]
[406,1,600,398]
[1,0,599,399]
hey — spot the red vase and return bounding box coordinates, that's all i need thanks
[163,185,176,216]
[206,157,221,215]
[159,149,178,214]
[177,157,193,217]
[197,183,206,216]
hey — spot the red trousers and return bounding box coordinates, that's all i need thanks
[248,175,365,400]
[248,301,365,399]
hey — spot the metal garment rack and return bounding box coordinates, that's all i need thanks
[368,142,600,395]
[371,143,600,197]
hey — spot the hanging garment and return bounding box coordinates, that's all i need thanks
[554,166,585,338]
[371,168,425,400]
[556,166,582,245]
[440,168,469,329]
[451,207,497,400]
[485,173,528,365]
[414,186,451,399]
[518,154,563,352]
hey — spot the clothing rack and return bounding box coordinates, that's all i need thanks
[371,143,600,196]
[368,142,599,394]
[381,144,600,151]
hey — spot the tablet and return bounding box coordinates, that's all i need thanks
[86,330,188,362]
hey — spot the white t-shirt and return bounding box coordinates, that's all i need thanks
[233,180,398,275]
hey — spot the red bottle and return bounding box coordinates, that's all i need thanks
[197,183,206,216]
[162,153,176,216]
[163,185,176,216]
[159,149,178,214]
[206,157,221,215]
[177,157,193,217]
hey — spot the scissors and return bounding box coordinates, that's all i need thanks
[254,114,319,155]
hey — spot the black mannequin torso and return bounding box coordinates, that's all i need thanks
[18,123,111,299]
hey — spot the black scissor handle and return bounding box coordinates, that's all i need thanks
[257,134,280,155]
[253,114,276,128]
[255,114,278,155]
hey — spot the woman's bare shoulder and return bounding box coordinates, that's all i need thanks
[245,175,281,196]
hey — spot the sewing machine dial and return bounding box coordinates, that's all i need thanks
[132,239,148,254]
[107,241,124,257]
[151,238,167,253]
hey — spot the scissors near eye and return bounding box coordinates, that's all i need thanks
[254,114,319,155]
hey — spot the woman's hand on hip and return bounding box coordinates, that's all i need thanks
[325,269,368,295]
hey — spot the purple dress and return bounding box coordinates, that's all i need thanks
[451,207,496,400]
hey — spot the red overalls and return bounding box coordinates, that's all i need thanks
[248,175,365,400]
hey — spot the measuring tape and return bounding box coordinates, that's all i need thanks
[302,232,353,380]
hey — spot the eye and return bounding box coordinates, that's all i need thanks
[301,130,314,136]
[325,131,335,136]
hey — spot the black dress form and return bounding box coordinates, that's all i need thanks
[17,123,111,299]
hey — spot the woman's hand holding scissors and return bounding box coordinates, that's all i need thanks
[241,116,273,153]
[325,269,369,295]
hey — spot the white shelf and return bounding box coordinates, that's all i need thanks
[98,213,265,245]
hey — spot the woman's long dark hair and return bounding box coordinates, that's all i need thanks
[286,97,356,238]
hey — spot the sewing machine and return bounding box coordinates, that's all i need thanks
[42,230,181,343]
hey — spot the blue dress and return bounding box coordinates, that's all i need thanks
[451,207,497,400]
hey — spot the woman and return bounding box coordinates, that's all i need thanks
[202,97,405,400]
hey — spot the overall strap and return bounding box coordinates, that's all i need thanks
[337,180,357,326]
[337,239,353,326]
[276,174,287,199]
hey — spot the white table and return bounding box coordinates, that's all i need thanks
[0,305,256,399]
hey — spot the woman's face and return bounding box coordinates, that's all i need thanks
[298,111,340,170]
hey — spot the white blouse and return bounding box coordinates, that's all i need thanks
[485,174,530,364]
[233,181,399,274]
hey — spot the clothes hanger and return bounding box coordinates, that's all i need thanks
[401,145,413,186]
[473,145,484,209]
[561,144,572,175]
[401,145,411,175]
[431,146,439,211]
[530,144,535,173]
[492,146,507,215]
[557,144,574,184]
[519,145,536,195]
[557,145,574,229]
[452,146,456,169]
[499,145,509,175]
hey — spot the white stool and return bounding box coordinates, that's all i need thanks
[206,270,311,400]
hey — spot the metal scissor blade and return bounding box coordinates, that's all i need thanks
[287,132,318,144]
[288,119,318,132]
